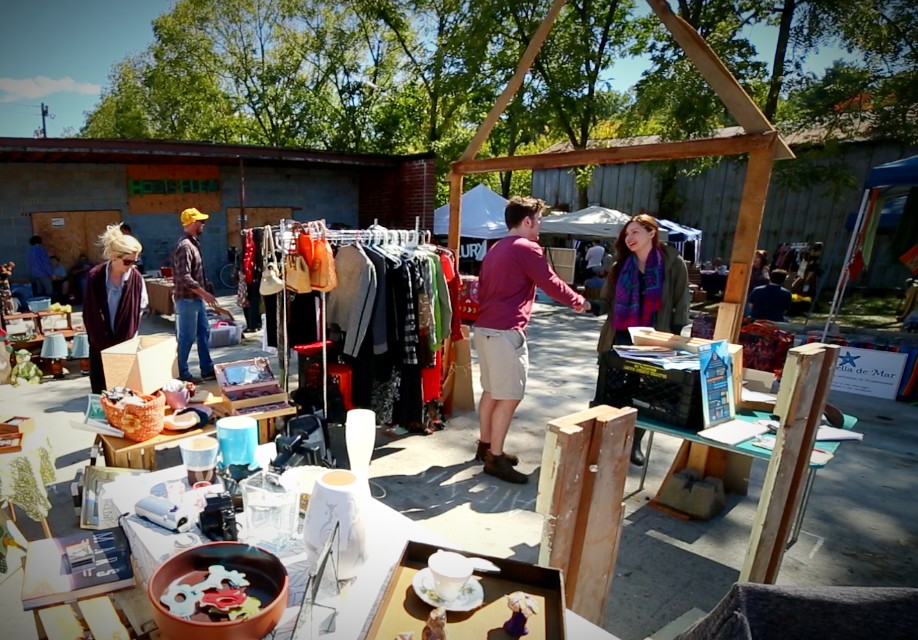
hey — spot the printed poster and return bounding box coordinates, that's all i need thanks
[831,347,907,400]
[697,340,735,427]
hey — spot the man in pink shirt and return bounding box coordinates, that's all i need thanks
[473,196,588,483]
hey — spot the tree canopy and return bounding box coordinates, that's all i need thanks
[80,0,917,202]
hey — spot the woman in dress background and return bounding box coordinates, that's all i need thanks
[593,214,690,465]
[82,224,148,393]
[750,249,770,290]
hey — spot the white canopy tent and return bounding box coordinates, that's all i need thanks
[540,205,676,243]
[539,205,632,238]
[433,183,508,239]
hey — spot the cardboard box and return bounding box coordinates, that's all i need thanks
[101,335,178,394]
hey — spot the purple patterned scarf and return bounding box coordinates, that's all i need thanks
[613,247,665,330]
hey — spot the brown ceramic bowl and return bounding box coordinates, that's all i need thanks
[148,541,289,640]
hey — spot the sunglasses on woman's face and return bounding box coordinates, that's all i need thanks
[122,258,138,266]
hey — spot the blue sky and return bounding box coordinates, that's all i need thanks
[0,1,854,139]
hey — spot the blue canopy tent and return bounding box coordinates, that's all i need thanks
[657,218,703,263]
[824,154,918,339]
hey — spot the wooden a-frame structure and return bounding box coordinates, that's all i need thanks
[446,0,794,343]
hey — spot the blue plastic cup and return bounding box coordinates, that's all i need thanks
[216,416,258,467]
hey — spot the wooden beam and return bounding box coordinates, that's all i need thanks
[447,173,463,254]
[537,405,635,624]
[645,0,794,161]
[716,138,777,342]
[452,133,774,176]
[740,344,839,583]
[460,0,568,162]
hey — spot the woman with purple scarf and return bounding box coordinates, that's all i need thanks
[592,214,690,465]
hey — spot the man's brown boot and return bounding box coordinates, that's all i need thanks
[475,441,519,465]
[483,451,528,484]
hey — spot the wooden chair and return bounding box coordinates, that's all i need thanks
[687,266,707,303]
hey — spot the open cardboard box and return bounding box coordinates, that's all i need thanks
[363,540,567,639]
[101,335,178,394]
[631,329,744,406]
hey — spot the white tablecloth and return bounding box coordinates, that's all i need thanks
[103,458,619,640]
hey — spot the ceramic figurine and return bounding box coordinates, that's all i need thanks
[421,606,449,640]
[503,591,538,637]
[10,349,41,386]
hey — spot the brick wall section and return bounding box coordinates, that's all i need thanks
[357,156,436,232]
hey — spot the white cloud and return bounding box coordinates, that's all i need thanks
[0,76,101,103]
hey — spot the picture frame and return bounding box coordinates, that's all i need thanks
[80,465,150,529]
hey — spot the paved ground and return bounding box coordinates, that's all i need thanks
[1,293,916,639]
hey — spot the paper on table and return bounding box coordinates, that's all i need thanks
[750,437,834,464]
[816,425,864,441]
[698,419,769,446]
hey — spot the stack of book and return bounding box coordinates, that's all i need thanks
[21,527,135,610]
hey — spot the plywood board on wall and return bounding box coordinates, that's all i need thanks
[31,210,121,266]
[127,165,221,214]
[226,207,294,250]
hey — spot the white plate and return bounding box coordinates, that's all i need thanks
[411,568,484,612]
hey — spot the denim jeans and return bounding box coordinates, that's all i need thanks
[175,297,214,379]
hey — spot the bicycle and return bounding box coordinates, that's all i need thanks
[219,246,240,289]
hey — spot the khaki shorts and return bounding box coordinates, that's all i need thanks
[473,327,528,400]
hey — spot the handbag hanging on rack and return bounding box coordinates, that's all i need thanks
[285,253,312,294]
[259,225,285,295]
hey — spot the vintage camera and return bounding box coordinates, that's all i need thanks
[271,413,335,473]
[199,492,239,542]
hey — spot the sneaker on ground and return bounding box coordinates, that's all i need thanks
[201,371,217,381]
[179,375,203,385]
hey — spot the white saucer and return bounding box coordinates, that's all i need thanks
[411,568,484,612]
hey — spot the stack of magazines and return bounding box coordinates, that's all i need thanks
[612,345,700,370]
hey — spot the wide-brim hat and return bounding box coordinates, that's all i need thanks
[180,208,210,226]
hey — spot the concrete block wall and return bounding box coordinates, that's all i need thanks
[0,163,127,279]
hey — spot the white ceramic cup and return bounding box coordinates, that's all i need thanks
[427,551,473,602]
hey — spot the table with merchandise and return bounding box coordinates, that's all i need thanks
[99,444,620,640]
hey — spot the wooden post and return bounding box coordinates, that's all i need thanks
[537,405,636,624]
[447,173,464,254]
[740,343,840,583]
[716,139,777,342]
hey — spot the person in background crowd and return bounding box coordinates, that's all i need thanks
[750,249,770,289]
[749,269,792,322]
[68,254,94,304]
[82,225,148,394]
[474,196,588,484]
[119,224,144,274]
[27,235,53,297]
[712,256,728,275]
[585,239,607,277]
[592,214,690,466]
[173,207,217,384]
[50,256,69,303]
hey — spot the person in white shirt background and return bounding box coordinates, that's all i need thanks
[584,240,607,276]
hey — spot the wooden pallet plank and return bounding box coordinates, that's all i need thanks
[78,596,131,640]
[37,605,84,640]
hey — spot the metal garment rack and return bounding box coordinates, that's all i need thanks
[257,217,430,420]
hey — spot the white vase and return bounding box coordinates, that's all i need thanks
[303,469,368,580]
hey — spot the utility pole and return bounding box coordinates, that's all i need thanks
[40,103,49,138]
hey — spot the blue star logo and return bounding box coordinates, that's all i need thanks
[838,351,860,368]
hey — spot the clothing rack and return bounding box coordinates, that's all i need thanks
[249,217,433,421]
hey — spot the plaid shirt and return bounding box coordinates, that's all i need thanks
[172,233,207,300]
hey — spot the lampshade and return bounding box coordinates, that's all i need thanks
[40,332,69,359]
[70,333,90,359]
[345,409,377,479]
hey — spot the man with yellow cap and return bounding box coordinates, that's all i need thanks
[173,207,217,383]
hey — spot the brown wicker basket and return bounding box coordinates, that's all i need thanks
[101,391,166,442]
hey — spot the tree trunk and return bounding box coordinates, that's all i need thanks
[765,0,798,121]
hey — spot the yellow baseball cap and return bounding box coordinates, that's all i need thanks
[180,207,210,226]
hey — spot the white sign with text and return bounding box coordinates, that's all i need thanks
[830,347,907,400]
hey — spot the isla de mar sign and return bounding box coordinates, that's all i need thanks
[830,347,907,400]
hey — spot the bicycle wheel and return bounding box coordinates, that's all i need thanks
[219,263,237,289]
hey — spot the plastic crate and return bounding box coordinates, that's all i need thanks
[594,351,703,430]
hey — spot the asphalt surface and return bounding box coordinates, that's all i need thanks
[1,293,915,639]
